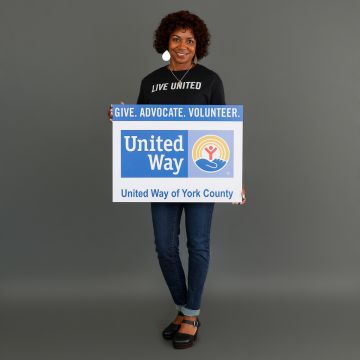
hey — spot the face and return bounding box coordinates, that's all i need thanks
[168,28,196,66]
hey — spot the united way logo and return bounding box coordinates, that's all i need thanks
[192,135,230,173]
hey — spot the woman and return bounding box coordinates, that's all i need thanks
[109,10,246,349]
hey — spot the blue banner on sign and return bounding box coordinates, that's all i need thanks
[112,104,243,121]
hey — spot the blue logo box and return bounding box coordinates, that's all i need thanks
[121,130,234,178]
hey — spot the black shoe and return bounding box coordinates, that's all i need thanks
[162,311,184,340]
[172,318,201,349]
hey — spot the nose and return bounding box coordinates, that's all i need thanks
[178,39,187,49]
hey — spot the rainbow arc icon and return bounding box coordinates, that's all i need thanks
[192,135,230,173]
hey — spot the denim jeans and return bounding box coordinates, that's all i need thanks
[150,202,215,316]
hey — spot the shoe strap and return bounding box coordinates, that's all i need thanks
[181,319,200,327]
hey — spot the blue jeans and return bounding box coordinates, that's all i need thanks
[150,202,215,316]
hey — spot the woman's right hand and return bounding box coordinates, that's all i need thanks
[108,101,125,123]
[107,105,113,123]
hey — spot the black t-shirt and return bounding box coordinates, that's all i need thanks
[136,64,225,105]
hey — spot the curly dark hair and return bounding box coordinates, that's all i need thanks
[153,10,210,60]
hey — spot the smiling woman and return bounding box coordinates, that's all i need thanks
[109,9,246,350]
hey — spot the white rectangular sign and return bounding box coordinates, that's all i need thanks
[112,105,243,202]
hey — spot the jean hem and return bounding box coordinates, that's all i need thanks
[176,305,200,316]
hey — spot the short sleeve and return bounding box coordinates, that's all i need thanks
[210,74,226,105]
[136,80,148,104]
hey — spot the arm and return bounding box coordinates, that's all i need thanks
[209,74,226,105]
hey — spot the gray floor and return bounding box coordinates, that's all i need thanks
[2,294,359,360]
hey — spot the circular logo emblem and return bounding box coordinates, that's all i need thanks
[192,135,230,172]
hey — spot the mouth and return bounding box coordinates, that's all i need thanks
[175,52,189,57]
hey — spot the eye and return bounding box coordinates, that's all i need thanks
[187,39,195,45]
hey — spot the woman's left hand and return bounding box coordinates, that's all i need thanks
[232,187,246,205]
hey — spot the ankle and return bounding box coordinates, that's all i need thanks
[172,312,184,325]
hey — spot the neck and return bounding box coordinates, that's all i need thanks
[169,59,193,71]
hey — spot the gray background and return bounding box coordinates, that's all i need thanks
[1,0,360,359]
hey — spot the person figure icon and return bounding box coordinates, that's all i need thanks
[204,145,217,160]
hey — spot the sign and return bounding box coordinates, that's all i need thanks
[112,105,243,202]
